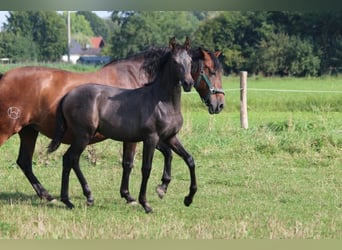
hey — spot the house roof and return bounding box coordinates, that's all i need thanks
[69,38,104,56]
[90,36,105,49]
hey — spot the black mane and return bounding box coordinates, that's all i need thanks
[104,46,222,82]
[103,46,171,81]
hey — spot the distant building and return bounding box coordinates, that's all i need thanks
[62,36,109,64]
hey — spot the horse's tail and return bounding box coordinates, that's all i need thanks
[47,95,68,153]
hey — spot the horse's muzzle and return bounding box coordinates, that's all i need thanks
[182,80,193,92]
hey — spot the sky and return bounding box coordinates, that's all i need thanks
[0,11,111,26]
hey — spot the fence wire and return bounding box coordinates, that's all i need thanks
[184,88,342,94]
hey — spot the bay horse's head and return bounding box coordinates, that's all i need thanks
[191,48,225,114]
[169,37,194,92]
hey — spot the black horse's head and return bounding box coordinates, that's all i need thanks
[169,37,194,92]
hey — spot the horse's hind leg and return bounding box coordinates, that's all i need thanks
[155,141,173,199]
[17,126,55,201]
[72,158,94,207]
[139,137,158,213]
[61,143,94,209]
[120,142,137,204]
[61,147,75,209]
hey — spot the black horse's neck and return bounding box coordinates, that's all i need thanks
[151,52,183,111]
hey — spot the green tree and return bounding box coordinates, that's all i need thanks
[4,11,33,37]
[256,33,320,76]
[61,12,94,48]
[195,11,342,76]
[110,11,200,59]
[61,12,94,37]
[0,32,38,61]
[77,11,110,41]
[301,11,342,74]
[195,11,273,74]
[4,11,67,61]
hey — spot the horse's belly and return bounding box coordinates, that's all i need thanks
[98,123,147,143]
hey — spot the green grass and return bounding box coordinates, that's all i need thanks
[0,62,100,73]
[0,73,341,239]
[228,76,342,112]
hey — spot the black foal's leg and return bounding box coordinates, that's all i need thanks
[72,154,94,207]
[120,142,137,204]
[155,141,173,199]
[61,147,75,209]
[138,138,158,213]
[17,126,55,201]
[167,136,197,207]
[61,143,91,209]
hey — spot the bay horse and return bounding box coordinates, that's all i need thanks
[0,37,224,203]
[48,40,195,213]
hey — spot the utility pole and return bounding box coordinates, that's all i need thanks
[67,11,71,63]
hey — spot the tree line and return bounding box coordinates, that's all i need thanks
[0,11,341,76]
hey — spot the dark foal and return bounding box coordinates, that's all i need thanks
[120,45,225,204]
[48,39,196,213]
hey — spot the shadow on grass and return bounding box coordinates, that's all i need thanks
[0,191,37,201]
[0,191,123,210]
[0,192,63,208]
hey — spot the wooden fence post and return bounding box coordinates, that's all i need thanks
[240,71,248,129]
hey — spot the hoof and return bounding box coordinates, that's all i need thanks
[184,196,193,207]
[46,195,56,202]
[86,199,94,207]
[141,202,153,213]
[144,205,153,214]
[127,200,139,206]
[61,199,75,209]
[156,185,166,199]
[121,193,137,204]
[48,198,58,204]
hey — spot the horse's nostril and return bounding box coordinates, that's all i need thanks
[216,103,224,113]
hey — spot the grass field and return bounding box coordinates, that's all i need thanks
[0,66,341,238]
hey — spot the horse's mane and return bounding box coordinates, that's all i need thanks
[142,45,226,83]
[141,47,171,80]
[142,48,174,87]
[143,44,194,87]
[103,46,171,81]
[103,45,222,83]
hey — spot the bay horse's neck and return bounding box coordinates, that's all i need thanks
[97,57,149,88]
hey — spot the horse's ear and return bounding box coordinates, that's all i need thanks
[169,37,177,49]
[199,47,206,58]
[214,50,222,58]
[184,37,191,50]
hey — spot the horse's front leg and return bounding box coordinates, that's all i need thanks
[17,126,55,202]
[139,137,158,213]
[120,142,137,204]
[167,136,197,207]
[155,141,173,199]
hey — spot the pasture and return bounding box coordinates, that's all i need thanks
[0,65,341,238]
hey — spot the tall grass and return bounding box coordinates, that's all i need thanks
[0,62,100,73]
[221,76,342,112]
[0,70,341,238]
